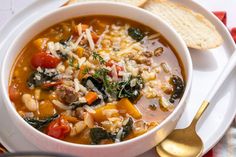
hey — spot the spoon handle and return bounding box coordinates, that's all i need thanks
[191,51,236,126]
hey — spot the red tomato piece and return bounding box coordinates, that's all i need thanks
[230,28,236,43]
[31,52,61,69]
[213,11,227,25]
[47,117,71,139]
[9,85,20,101]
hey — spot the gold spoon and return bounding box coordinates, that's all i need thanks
[156,50,236,157]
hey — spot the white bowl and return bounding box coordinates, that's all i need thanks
[1,2,192,157]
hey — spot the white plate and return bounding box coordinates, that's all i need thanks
[0,0,235,156]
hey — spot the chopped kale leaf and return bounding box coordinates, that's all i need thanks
[128,27,144,41]
[59,36,73,46]
[69,101,88,110]
[82,76,108,102]
[121,117,133,140]
[90,118,134,144]
[90,127,110,144]
[117,77,144,102]
[24,114,59,130]
[92,68,144,102]
[169,75,185,103]
[27,69,58,88]
[57,51,68,60]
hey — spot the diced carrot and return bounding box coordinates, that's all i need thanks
[62,115,79,123]
[77,47,84,57]
[116,98,142,119]
[33,38,48,50]
[9,85,20,101]
[78,65,87,80]
[92,104,119,122]
[91,32,99,43]
[85,92,98,105]
[38,100,55,118]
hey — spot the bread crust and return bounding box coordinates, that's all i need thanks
[144,0,223,50]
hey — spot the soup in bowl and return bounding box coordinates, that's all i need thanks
[1,2,192,157]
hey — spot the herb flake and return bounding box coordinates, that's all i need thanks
[92,52,105,64]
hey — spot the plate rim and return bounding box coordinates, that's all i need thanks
[0,0,235,156]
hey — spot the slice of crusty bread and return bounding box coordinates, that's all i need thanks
[65,0,148,7]
[144,0,223,50]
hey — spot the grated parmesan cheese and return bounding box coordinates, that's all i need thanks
[85,29,95,50]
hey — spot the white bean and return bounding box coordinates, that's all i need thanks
[84,113,94,128]
[75,121,87,134]
[22,94,38,112]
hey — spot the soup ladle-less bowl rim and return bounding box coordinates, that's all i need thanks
[156,50,236,157]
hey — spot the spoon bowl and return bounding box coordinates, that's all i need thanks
[156,125,203,157]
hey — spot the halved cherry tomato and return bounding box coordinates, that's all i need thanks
[9,85,20,101]
[31,52,61,69]
[47,117,70,139]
